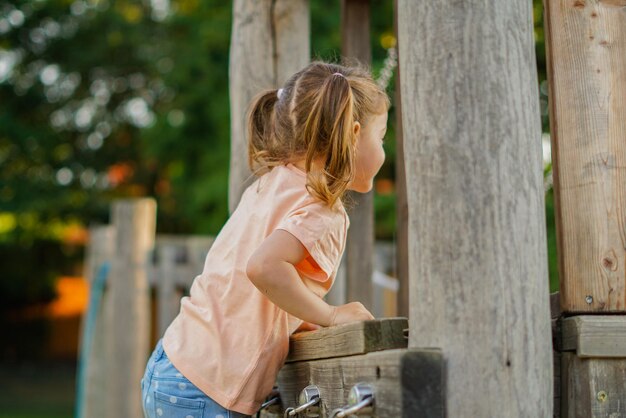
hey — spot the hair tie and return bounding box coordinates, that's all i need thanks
[332,72,345,78]
[277,88,284,99]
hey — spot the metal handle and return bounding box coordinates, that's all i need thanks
[329,383,375,418]
[261,396,280,410]
[330,398,374,417]
[284,385,321,417]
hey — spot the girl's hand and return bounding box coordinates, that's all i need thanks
[294,321,321,333]
[328,302,375,327]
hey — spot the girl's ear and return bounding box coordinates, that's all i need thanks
[353,121,361,137]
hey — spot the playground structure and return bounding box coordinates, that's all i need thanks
[76,0,626,417]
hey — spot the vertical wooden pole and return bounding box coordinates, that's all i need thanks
[543,1,626,415]
[78,225,114,418]
[105,199,156,418]
[544,0,626,314]
[228,0,310,213]
[393,0,409,318]
[398,0,553,416]
[341,0,374,312]
[157,242,181,339]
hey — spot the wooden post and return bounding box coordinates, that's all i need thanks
[341,0,374,312]
[156,242,181,339]
[544,1,626,415]
[398,0,553,416]
[105,199,156,418]
[543,0,626,314]
[393,0,409,318]
[228,0,310,212]
[78,225,114,418]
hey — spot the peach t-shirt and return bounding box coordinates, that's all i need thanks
[162,163,349,415]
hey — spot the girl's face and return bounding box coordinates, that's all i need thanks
[348,111,388,193]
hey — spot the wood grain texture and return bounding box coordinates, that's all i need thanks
[562,315,626,357]
[228,0,310,212]
[278,348,443,418]
[394,0,409,319]
[106,199,156,418]
[561,352,626,417]
[286,317,408,363]
[79,226,115,418]
[544,0,626,312]
[551,292,562,417]
[398,0,553,416]
[341,0,374,311]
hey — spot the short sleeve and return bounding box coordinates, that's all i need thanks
[275,203,347,282]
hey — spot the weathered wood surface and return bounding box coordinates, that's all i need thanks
[148,235,214,287]
[78,225,115,418]
[562,316,626,358]
[561,352,626,418]
[341,0,374,311]
[278,348,443,418]
[394,0,409,319]
[228,0,310,212]
[286,318,408,363]
[551,292,561,418]
[150,235,214,336]
[106,199,156,418]
[543,0,626,313]
[398,0,553,416]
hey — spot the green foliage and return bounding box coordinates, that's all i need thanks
[0,0,559,312]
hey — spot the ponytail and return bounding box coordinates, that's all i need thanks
[246,89,281,175]
[302,73,356,209]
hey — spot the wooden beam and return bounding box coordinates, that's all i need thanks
[394,0,409,319]
[228,0,310,212]
[106,199,156,418]
[78,226,115,418]
[278,348,443,418]
[561,353,626,417]
[562,316,626,358]
[341,0,374,312]
[286,318,408,363]
[551,291,561,418]
[398,0,553,415]
[543,0,626,313]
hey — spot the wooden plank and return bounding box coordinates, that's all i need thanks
[106,199,156,418]
[148,235,214,289]
[554,351,561,418]
[156,243,183,338]
[562,315,626,358]
[78,225,114,418]
[398,0,553,416]
[551,293,562,418]
[286,318,408,363]
[341,0,374,312]
[394,0,409,319]
[278,348,443,418]
[561,352,626,417]
[228,0,310,212]
[543,0,626,312]
[551,291,561,319]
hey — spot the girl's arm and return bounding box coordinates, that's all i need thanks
[246,229,337,327]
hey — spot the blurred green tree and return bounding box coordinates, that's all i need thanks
[0,0,556,313]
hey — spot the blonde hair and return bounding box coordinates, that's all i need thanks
[246,61,390,209]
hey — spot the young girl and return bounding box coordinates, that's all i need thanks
[141,61,390,418]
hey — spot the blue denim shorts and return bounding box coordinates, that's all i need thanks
[141,338,251,418]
